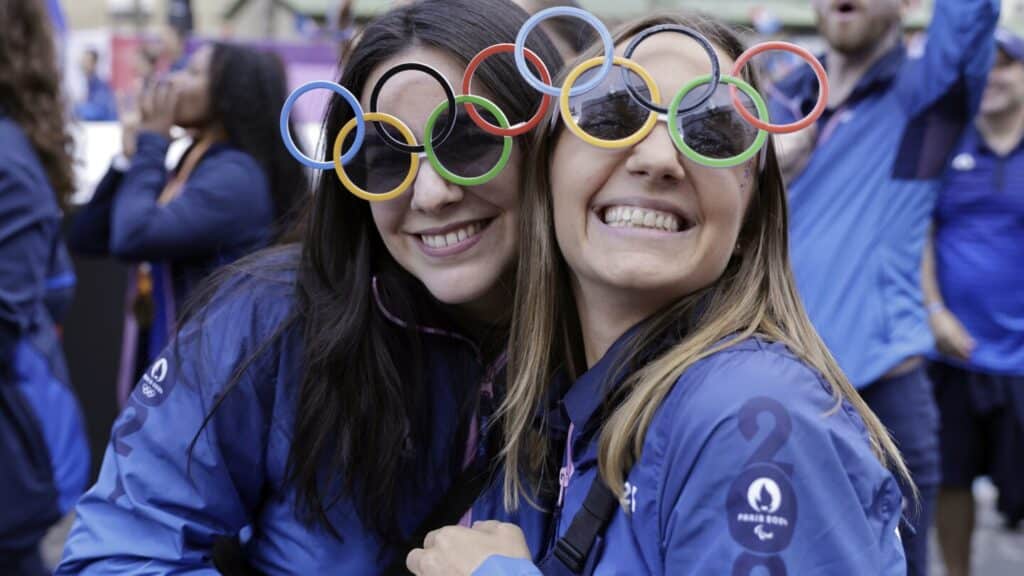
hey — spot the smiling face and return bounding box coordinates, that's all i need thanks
[980,49,1024,116]
[363,46,521,319]
[550,34,757,324]
[812,0,905,55]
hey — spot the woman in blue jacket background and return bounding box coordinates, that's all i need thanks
[58,0,561,572]
[67,42,307,393]
[0,0,90,573]
[408,13,913,576]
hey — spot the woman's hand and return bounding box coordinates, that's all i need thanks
[930,307,976,362]
[120,103,141,158]
[406,521,531,576]
[138,79,179,138]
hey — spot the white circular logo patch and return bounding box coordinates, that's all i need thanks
[137,357,173,406]
[150,358,168,383]
[952,153,976,172]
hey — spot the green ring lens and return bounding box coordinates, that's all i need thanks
[424,94,513,186]
[667,74,769,168]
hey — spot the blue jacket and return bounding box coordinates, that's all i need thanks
[69,131,276,353]
[57,248,537,574]
[475,335,906,575]
[931,126,1024,375]
[74,75,118,122]
[0,114,89,560]
[769,0,999,387]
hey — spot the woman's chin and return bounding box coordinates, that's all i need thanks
[423,277,494,307]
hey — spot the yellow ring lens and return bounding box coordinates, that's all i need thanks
[559,56,661,149]
[334,112,420,202]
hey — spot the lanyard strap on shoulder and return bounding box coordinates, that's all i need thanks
[540,477,619,575]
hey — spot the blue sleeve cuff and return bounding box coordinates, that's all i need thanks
[136,131,171,148]
[472,555,542,576]
[134,131,171,164]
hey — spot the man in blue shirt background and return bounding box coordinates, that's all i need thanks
[923,28,1024,576]
[73,49,118,122]
[770,1,999,574]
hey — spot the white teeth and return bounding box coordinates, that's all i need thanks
[421,221,484,249]
[601,205,682,232]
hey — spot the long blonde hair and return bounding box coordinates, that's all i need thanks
[499,12,913,510]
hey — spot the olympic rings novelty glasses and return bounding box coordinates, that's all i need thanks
[279,6,830,201]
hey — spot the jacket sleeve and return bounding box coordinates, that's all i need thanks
[56,281,281,574]
[657,351,906,575]
[66,164,124,257]
[895,0,1000,119]
[109,132,271,262]
[0,163,57,377]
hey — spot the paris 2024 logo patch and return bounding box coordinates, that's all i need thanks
[727,462,797,554]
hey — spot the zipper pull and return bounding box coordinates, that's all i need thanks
[557,422,576,507]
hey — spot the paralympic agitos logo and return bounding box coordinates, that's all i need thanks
[727,463,797,554]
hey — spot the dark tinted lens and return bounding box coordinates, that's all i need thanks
[568,65,651,141]
[678,84,759,159]
[431,107,505,179]
[342,128,411,194]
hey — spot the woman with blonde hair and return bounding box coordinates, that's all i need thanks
[408,12,911,576]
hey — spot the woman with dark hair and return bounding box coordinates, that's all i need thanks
[68,42,307,394]
[0,0,90,573]
[58,0,562,572]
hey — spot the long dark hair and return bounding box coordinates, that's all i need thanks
[207,43,307,237]
[184,0,563,544]
[0,0,75,209]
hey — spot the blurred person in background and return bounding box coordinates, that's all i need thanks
[0,0,91,573]
[768,1,999,574]
[923,28,1024,576]
[129,43,162,98]
[329,0,359,61]
[73,48,118,122]
[67,42,306,403]
[160,23,190,73]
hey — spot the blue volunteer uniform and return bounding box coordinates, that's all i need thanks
[933,126,1024,375]
[772,0,998,388]
[929,121,1024,525]
[0,113,90,573]
[475,335,906,576]
[57,248,546,573]
[74,75,118,122]
[770,2,998,572]
[68,131,275,356]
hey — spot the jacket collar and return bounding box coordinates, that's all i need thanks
[787,45,906,117]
